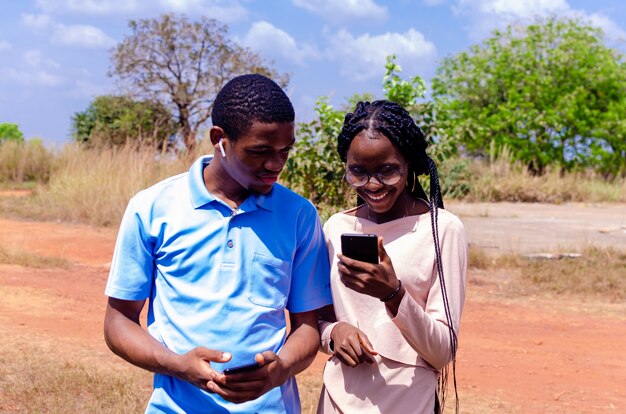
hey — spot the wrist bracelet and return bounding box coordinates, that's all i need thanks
[380,280,402,302]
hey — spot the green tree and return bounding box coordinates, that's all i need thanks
[432,17,626,176]
[110,13,288,150]
[0,123,25,143]
[71,95,177,149]
[382,55,456,164]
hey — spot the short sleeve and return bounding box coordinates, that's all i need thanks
[286,203,332,313]
[105,196,156,300]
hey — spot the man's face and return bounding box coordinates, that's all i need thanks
[223,121,295,195]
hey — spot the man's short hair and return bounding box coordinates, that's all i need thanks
[211,74,295,140]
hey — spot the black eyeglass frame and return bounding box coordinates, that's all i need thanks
[344,166,405,188]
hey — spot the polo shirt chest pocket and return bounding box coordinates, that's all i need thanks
[248,252,290,309]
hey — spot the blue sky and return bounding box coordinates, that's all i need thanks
[1,0,626,147]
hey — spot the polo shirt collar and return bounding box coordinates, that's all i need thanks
[254,190,274,211]
[188,155,275,211]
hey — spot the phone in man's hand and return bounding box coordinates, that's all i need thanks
[222,361,261,375]
[341,233,379,264]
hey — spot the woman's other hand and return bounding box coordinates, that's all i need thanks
[330,322,377,367]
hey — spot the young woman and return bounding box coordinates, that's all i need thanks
[317,100,467,414]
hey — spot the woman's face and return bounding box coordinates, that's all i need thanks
[346,129,409,218]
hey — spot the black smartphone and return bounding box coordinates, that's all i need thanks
[341,233,379,264]
[222,362,261,375]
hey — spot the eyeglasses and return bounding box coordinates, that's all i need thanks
[344,166,404,188]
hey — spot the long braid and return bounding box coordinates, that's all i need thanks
[338,100,459,413]
[428,157,457,413]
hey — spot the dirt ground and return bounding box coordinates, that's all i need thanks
[0,201,625,413]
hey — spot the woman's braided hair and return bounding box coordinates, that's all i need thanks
[337,100,458,413]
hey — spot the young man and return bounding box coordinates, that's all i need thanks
[104,74,332,413]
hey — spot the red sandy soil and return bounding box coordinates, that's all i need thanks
[0,201,624,413]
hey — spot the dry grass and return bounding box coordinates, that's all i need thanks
[297,374,324,414]
[0,140,213,226]
[0,139,54,183]
[520,246,626,301]
[0,329,151,413]
[0,329,323,414]
[469,245,626,302]
[1,139,625,226]
[466,157,625,203]
[0,246,70,268]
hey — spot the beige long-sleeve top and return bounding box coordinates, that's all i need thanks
[319,207,468,413]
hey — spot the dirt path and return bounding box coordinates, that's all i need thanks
[0,202,625,412]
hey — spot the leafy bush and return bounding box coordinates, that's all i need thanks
[283,98,347,221]
[0,123,25,143]
[72,95,177,150]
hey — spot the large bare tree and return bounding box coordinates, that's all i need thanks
[109,13,288,150]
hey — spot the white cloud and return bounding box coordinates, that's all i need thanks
[23,50,41,67]
[423,0,447,5]
[35,0,248,22]
[21,13,116,49]
[468,0,568,17]
[241,21,320,66]
[326,29,437,81]
[21,13,53,30]
[293,0,388,24]
[35,0,141,15]
[22,50,60,69]
[455,0,626,44]
[0,67,64,87]
[52,24,116,48]
[0,40,11,51]
[580,12,626,43]
[455,0,569,39]
[157,0,248,23]
[67,79,112,99]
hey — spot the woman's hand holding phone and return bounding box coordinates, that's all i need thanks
[338,234,403,303]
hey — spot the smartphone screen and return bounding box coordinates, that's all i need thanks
[341,233,379,264]
[223,362,261,375]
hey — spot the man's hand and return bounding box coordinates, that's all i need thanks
[104,298,233,391]
[208,351,285,403]
[175,347,232,392]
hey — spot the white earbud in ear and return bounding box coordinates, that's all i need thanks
[217,139,226,157]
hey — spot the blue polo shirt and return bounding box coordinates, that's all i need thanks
[105,155,332,413]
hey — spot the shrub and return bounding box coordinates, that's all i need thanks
[0,139,53,183]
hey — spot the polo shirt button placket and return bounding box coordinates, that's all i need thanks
[227,240,234,248]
